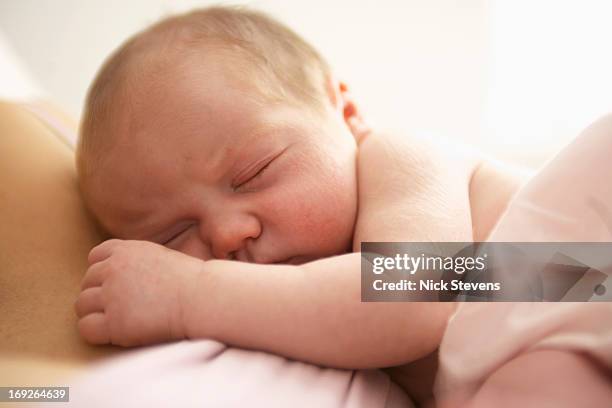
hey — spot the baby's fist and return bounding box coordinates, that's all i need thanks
[75,239,203,347]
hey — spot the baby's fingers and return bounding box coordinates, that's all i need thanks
[75,287,104,318]
[88,239,123,265]
[81,261,108,290]
[77,313,110,345]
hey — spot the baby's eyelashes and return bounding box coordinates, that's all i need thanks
[232,158,274,192]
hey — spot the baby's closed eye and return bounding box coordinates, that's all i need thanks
[233,157,275,191]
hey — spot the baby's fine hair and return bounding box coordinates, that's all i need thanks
[77,5,331,178]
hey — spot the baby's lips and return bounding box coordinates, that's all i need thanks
[272,257,293,265]
[273,256,309,265]
[232,249,253,263]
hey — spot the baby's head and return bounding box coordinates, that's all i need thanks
[77,6,363,264]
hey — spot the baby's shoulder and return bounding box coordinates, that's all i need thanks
[357,130,479,191]
[361,129,477,166]
[353,130,480,245]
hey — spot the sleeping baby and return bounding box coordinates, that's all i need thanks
[74,6,522,404]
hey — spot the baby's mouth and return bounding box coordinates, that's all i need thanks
[274,256,309,265]
[273,257,294,265]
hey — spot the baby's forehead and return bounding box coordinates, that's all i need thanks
[127,41,279,105]
[115,94,292,163]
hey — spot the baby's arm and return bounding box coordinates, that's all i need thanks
[77,240,452,368]
[183,253,458,369]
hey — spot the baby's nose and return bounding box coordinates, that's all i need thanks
[207,214,261,260]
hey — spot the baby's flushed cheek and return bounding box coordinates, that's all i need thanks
[296,186,356,251]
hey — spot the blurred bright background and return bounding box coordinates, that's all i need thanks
[1,0,611,167]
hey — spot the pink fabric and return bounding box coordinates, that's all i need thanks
[44,340,412,407]
[436,114,612,404]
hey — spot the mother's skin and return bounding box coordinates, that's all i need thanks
[0,102,118,384]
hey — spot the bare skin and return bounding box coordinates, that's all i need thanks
[75,132,481,367]
[0,101,118,388]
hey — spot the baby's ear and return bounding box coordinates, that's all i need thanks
[325,75,371,145]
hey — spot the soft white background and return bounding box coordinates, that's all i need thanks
[1,0,611,166]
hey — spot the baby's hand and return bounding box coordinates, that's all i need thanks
[74,239,204,347]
